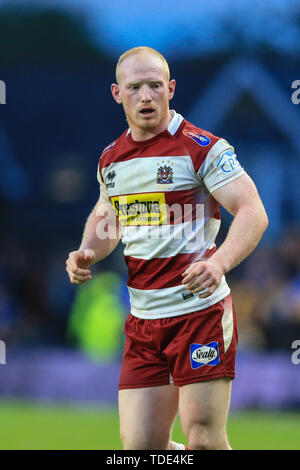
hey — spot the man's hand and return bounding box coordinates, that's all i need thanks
[66,249,95,284]
[181,259,224,298]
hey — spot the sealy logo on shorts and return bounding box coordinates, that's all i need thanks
[190,342,220,369]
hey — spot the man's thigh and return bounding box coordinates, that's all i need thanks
[179,378,232,449]
[119,384,178,450]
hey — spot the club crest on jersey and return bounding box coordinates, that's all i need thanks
[157,165,174,184]
[184,130,210,147]
[190,342,220,369]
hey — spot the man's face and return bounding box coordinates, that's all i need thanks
[111,53,175,136]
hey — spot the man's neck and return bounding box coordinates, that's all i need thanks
[129,110,174,142]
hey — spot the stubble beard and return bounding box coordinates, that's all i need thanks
[126,111,157,132]
[126,102,169,133]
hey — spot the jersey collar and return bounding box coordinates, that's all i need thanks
[167,110,184,136]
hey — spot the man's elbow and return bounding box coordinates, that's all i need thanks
[243,204,269,239]
[259,210,269,235]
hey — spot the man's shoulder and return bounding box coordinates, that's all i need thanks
[101,130,128,156]
[179,120,224,172]
[98,130,129,168]
[181,120,221,149]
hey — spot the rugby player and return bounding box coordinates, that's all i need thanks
[66,47,268,450]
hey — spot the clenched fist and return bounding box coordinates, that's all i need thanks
[66,248,95,284]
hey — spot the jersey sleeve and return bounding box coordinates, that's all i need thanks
[198,139,245,193]
[97,160,111,205]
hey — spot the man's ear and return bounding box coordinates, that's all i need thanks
[168,79,176,101]
[111,83,122,104]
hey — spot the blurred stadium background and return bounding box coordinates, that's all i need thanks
[0,0,300,450]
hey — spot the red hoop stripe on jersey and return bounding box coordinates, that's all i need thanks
[164,189,221,223]
[125,248,216,290]
[109,188,221,226]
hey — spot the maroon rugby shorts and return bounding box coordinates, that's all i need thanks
[119,294,238,389]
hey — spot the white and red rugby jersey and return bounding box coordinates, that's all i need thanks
[97,111,245,319]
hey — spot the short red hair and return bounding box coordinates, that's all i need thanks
[116,46,170,83]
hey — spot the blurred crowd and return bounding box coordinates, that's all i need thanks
[0,236,75,347]
[0,227,299,357]
[228,228,300,352]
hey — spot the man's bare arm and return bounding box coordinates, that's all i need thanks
[66,196,120,284]
[182,174,268,297]
[79,196,120,262]
[209,173,268,273]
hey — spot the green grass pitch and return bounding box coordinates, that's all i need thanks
[0,400,299,450]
